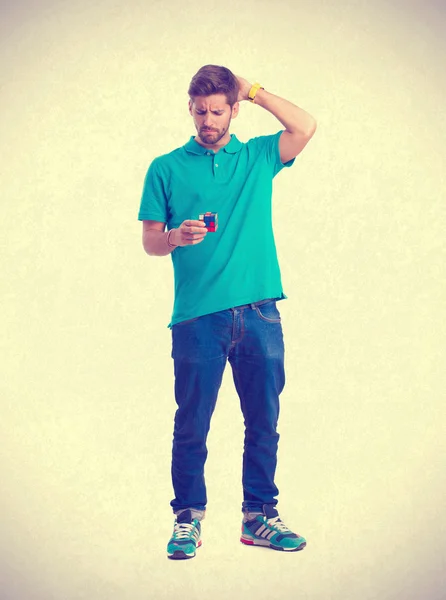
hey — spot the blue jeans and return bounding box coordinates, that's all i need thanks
[170,298,285,513]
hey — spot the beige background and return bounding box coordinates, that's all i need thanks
[1,0,445,598]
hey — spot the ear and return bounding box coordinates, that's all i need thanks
[231,101,240,119]
[188,99,193,116]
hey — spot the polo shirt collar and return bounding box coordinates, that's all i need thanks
[184,134,242,155]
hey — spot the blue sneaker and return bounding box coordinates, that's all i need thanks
[167,509,202,560]
[241,504,306,552]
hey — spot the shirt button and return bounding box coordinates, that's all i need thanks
[206,152,211,155]
[215,164,219,167]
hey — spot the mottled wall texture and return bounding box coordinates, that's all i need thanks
[1,1,445,599]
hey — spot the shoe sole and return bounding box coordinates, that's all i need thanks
[240,537,306,552]
[167,540,202,560]
[167,550,195,560]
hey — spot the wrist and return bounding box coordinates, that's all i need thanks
[252,87,267,104]
[166,228,178,248]
[248,82,264,103]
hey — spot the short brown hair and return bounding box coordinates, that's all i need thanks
[188,65,239,107]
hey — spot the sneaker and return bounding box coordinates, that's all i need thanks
[167,509,202,560]
[240,504,306,552]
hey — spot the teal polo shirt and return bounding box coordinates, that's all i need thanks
[138,130,295,328]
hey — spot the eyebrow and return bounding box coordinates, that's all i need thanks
[196,108,224,113]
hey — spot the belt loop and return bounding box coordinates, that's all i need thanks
[250,303,256,309]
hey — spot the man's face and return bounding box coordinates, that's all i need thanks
[189,93,239,146]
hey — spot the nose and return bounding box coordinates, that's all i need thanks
[203,114,214,128]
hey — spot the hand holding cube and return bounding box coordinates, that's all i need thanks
[168,213,218,248]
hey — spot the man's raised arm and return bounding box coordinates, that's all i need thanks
[236,75,317,164]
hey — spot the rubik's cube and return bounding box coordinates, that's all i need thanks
[199,212,218,232]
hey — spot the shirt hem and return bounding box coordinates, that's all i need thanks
[167,291,288,329]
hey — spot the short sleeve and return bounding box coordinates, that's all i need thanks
[138,158,168,222]
[249,130,296,178]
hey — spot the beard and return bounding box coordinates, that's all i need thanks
[198,117,231,145]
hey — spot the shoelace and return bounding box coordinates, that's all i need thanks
[265,516,292,533]
[173,522,196,540]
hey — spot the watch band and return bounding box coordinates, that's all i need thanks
[248,82,264,102]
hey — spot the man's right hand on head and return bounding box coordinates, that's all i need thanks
[171,220,208,247]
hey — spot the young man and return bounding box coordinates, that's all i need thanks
[138,65,316,560]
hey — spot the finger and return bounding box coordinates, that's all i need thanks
[187,220,207,228]
[182,220,203,228]
[181,232,205,244]
[190,236,205,245]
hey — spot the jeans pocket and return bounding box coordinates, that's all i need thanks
[255,300,281,323]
